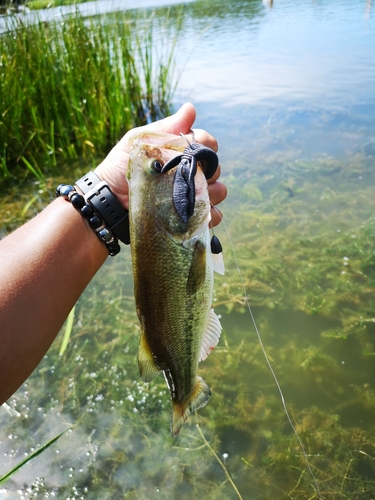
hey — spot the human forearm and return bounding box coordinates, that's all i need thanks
[0,103,227,404]
[0,196,107,404]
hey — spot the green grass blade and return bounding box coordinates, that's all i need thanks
[20,156,44,182]
[0,426,73,486]
[59,304,76,356]
[21,194,40,217]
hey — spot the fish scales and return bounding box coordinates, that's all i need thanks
[133,224,211,393]
[127,131,223,436]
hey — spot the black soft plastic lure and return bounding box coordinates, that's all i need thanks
[161,142,219,224]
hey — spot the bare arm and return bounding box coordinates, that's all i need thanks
[0,103,227,404]
[0,197,107,404]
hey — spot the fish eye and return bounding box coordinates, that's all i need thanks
[150,159,163,173]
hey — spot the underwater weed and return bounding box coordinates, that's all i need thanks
[196,423,244,500]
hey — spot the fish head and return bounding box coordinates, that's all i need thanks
[128,131,211,240]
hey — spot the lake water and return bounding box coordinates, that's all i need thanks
[1,0,375,498]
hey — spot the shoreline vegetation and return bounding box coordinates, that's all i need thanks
[0,7,181,180]
[2,0,100,13]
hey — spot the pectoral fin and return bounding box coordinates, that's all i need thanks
[138,333,162,382]
[186,240,206,295]
[200,308,222,361]
[212,252,225,275]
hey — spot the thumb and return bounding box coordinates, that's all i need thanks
[149,102,197,135]
[123,103,197,145]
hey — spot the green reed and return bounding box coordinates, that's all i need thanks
[0,9,181,179]
[26,0,90,8]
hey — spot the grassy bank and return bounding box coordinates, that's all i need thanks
[0,0,90,9]
[0,10,181,180]
[26,0,91,8]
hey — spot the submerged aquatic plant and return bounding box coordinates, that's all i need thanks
[2,94,375,497]
[0,8,182,179]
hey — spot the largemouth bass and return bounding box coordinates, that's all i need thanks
[127,131,224,436]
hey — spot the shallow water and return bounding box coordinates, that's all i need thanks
[1,0,375,498]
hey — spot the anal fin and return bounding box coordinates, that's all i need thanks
[138,333,161,382]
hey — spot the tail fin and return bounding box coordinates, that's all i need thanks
[171,377,212,436]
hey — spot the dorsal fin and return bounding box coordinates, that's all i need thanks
[186,240,206,295]
[200,308,222,362]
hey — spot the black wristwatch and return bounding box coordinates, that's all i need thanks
[76,171,130,245]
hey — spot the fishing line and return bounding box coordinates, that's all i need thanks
[174,133,321,495]
[211,206,323,500]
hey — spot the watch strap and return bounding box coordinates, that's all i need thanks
[75,171,102,195]
[76,172,130,245]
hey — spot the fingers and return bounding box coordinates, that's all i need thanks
[193,128,218,153]
[208,180,227,206]
[195,128,223,225]
[210,207,223,228]
[193,128,221,184]
[207,164,221,184]
[208,180,227,228]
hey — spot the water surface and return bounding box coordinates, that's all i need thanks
[1,0,375,498]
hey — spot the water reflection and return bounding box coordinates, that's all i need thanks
[365,0,373,19]
[0,0,194,21]
[176,0,375,109]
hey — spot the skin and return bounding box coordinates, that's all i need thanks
[0,103,227,405]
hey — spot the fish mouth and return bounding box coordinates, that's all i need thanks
[160,141,218,180]
[129,130,219,225]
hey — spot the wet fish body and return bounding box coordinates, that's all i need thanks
[127,132,223,436]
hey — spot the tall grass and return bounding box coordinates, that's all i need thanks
[27,1,91,9]
[0,9,182,179]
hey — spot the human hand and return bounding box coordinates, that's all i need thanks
[95,103,227,227]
